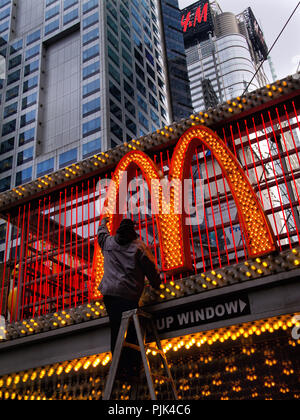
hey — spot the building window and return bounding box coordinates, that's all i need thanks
[19,127,35,146]
[82,27,99,46]
[26,29,41,45]
[138,111,149,130]
[10,39,23,55]
[46,0,58,7]
[82,117,101,137]
[17,147,34,166]
[22,92,37,110]
[0,156,13,173]
[45,4,60,20]
[82,97,100,117]
[25,45,40,61]
[109,81,121,103]
[64,0,78,10]
[110,99,122,121]
[0,137,14,154]
[0,19,9,34]
[3,101,18,118]
[110,119,123,140]
[150,108,159,126]
[83,12,98,29]
[20,110,36,128]
[82,78,100,98]
[59,148,77,168]
[6,85,19,101]
[82,43,99,62]
[45,19,59,35]
[2,119,16,136]
[126,116,137,136]
[82,60,99,79]
[83,0,98,14]
[82,137,101,158]
[0,175,10,192]
[23,75,38,93]
[24,59,39,77]
[125,98,135,118]
[16,167,32,186]
[8,54,21,70]
[63,8,78,25]
[137,94,147,113]
[7,69,20,85]
[36,157,54,177]
[0,7,11,22]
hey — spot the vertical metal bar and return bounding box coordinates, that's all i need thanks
[236,122,250,177]
[70,187,73,310]
[268,110,300,244]
[15,206,26,321]
[81,183,85,305]
[251,117,282,250]
[33,200,41,318]
[186,173,197,273]
[62,189,67,310]
[191,153,206,272]
[211,156,230,266]
[0,214,10,317]
[56,192,62,312]
[10,207,21,322]
[21,204,30,319]
[202,145,222,268]
[136,169,142,240]
[244,120,264,205]
[195,150,213,269]
[38,198,46,316]
[45,198,51,314]
[75,186,79,307]
[221,174,239,264]
[87,181,91,303]
[261,113,292,248]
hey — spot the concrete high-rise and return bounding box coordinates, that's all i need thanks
[0,0,192,194]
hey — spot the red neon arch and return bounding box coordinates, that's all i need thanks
[91,126,276,297]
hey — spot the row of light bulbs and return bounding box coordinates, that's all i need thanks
[0,313,299,400]
[1,247,299,342]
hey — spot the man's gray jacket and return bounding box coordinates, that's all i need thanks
[97,219,161,302]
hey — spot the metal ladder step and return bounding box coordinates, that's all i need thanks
[102,308,178,401]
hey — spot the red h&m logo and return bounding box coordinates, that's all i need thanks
[181,3,209,33]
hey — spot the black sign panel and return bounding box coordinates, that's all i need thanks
[182,0,214,47]
[154,293,251,335]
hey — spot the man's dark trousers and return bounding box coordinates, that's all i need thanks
[103,295,142,377]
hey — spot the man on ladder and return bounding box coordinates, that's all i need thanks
[97,216,161,385]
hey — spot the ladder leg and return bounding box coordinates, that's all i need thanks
[103,317,130,400]
[133,314,157,400]
[150,319,178,400]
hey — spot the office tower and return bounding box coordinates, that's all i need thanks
[0,0,174,194]
[159,0,193,121]
[182,1,269,112]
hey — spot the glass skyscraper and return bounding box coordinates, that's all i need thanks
[160,0,193,121]
[0,0,193,194]
[182,1,269,112]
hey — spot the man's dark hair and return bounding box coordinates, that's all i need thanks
[115,218,138,245]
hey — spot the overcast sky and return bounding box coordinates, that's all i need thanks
[178,0,300,82]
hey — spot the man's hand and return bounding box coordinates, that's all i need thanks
[101,214,110,224]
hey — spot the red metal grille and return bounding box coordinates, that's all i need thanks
[1,98,300,322]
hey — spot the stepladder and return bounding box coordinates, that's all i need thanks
[102,308,178,400]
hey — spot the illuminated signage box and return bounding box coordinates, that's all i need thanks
[181,0,214,46]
